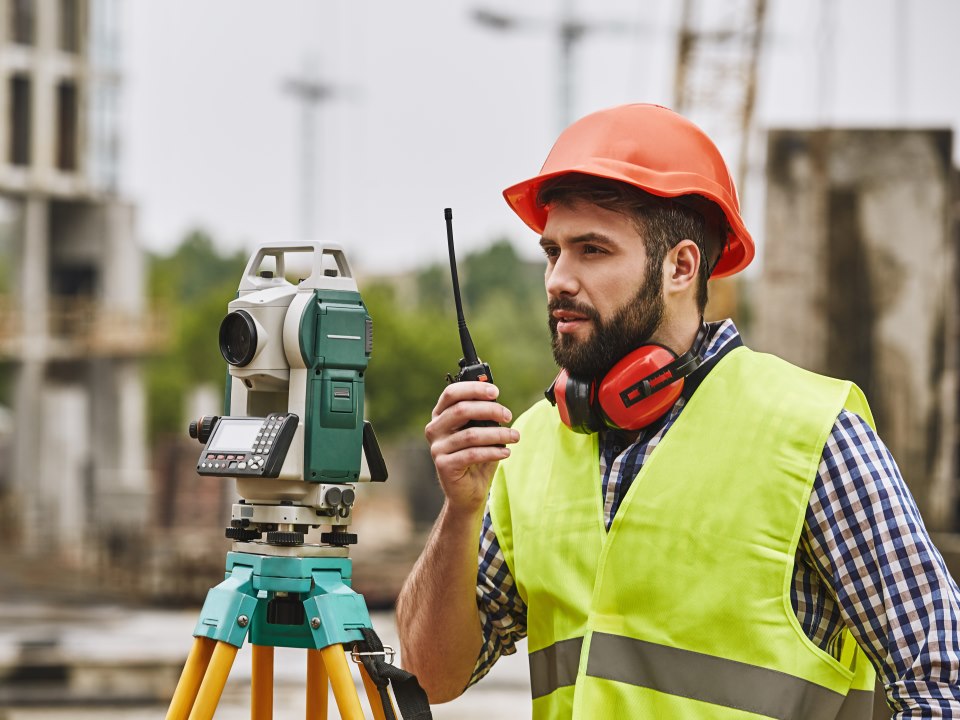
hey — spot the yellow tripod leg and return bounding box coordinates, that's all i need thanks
[166,636,216,720]
[359,663,393,720]
[321,644,365,720]
[306,648,329,719]
[188,641,240,720]
[251,644,274,720]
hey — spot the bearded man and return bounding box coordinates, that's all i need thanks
[396,104,960,719]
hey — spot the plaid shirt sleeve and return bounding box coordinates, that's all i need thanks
[468,505,528,687]
[806,410,960,716]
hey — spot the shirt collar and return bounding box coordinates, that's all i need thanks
[682,318,743,401]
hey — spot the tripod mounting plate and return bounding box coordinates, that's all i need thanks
[233,540,349,558]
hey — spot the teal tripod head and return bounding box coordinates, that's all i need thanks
[188,242,387,550]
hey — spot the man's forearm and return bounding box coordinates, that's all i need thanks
[396,501,485,703]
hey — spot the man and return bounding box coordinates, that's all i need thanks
[396,103,960,718]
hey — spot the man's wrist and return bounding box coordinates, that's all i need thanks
[440,498,486,530]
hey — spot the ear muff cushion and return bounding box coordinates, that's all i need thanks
[555,370,599,434]
[554,370,573,428]
[598,345,684,430]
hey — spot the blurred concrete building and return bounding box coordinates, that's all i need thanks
[0,0,157,563]
[756,128,959,531]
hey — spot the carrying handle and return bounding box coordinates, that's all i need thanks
[237,242,358,293]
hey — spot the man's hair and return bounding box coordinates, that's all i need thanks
[536,174,727,313]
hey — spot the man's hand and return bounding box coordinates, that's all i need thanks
[424,381,520,516]
[397,382,520,702]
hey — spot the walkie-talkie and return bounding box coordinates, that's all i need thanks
[445,208,499,428]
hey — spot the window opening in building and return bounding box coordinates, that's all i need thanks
[50,263,97,338]
[51,264,97,298]
[9,75,32,167]
[56,81,79,171]
[10,0,35,45]
[59,0,80,53]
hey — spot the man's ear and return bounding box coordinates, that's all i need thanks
[665,239,701,293]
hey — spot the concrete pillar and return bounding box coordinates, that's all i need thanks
[100,200,142,312]
[12,196,49,552]
[39,383,90,562]
[89,199,149,530]
[757,129,957,529]
[88,357,150,532]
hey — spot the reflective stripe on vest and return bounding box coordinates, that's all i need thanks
[532,633,875,719]
[530,636,583,699]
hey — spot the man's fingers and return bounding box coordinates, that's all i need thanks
[434,445,512,478]
[425,400,512,443]
[432,381,500,418]
[430,426,520,461]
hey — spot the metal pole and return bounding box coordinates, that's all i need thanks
[558,0,575,129]
[284,60,335,241]
[301,82,316,240]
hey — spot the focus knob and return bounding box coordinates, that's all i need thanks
[189,415,220,444]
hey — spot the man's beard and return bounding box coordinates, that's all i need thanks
[549,270,664,379]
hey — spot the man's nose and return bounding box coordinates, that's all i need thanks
[545,253,580,297]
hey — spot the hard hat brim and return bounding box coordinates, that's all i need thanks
[503,167,755,279]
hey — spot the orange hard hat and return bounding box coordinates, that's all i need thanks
[502,103,754,278]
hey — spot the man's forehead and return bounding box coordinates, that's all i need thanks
[540,203,645,244]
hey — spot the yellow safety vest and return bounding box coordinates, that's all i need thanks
[489,347,877,719]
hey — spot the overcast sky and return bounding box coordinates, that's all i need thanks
[121,0,960,277]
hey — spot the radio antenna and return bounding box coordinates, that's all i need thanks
[445,208,480,365]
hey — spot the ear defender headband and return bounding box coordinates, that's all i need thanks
[545,323,709,434]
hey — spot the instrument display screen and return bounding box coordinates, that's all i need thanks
[207,418,262,452]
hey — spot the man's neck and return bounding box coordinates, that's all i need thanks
[650,313,701,357]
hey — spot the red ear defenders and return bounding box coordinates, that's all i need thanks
[545,324,708,433]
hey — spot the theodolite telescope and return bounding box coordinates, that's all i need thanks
[188,242,387,550]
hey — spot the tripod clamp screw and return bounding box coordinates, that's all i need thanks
[351,645,395,665]
[237,615,249,628]
[310,617,321,630]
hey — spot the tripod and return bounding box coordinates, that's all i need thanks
[165,548,396,719]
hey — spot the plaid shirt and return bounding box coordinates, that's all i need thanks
[472,320,960,715]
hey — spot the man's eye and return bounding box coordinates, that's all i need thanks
[542,246,559,259]
[583,245,604,255]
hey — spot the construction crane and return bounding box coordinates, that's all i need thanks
[672,0,768,196]
[672,0,768,321]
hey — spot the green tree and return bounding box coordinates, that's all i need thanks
[462,238,543,311]
[462,240,554,413]
[145,229,246,438]
[363,239,555,440]
[362,280,461,439]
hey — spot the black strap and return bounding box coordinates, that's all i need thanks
[355,627,433,720]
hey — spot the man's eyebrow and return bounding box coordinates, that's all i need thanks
[539,232,616,247]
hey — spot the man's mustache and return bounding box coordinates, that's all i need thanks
[547,297,601,323]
